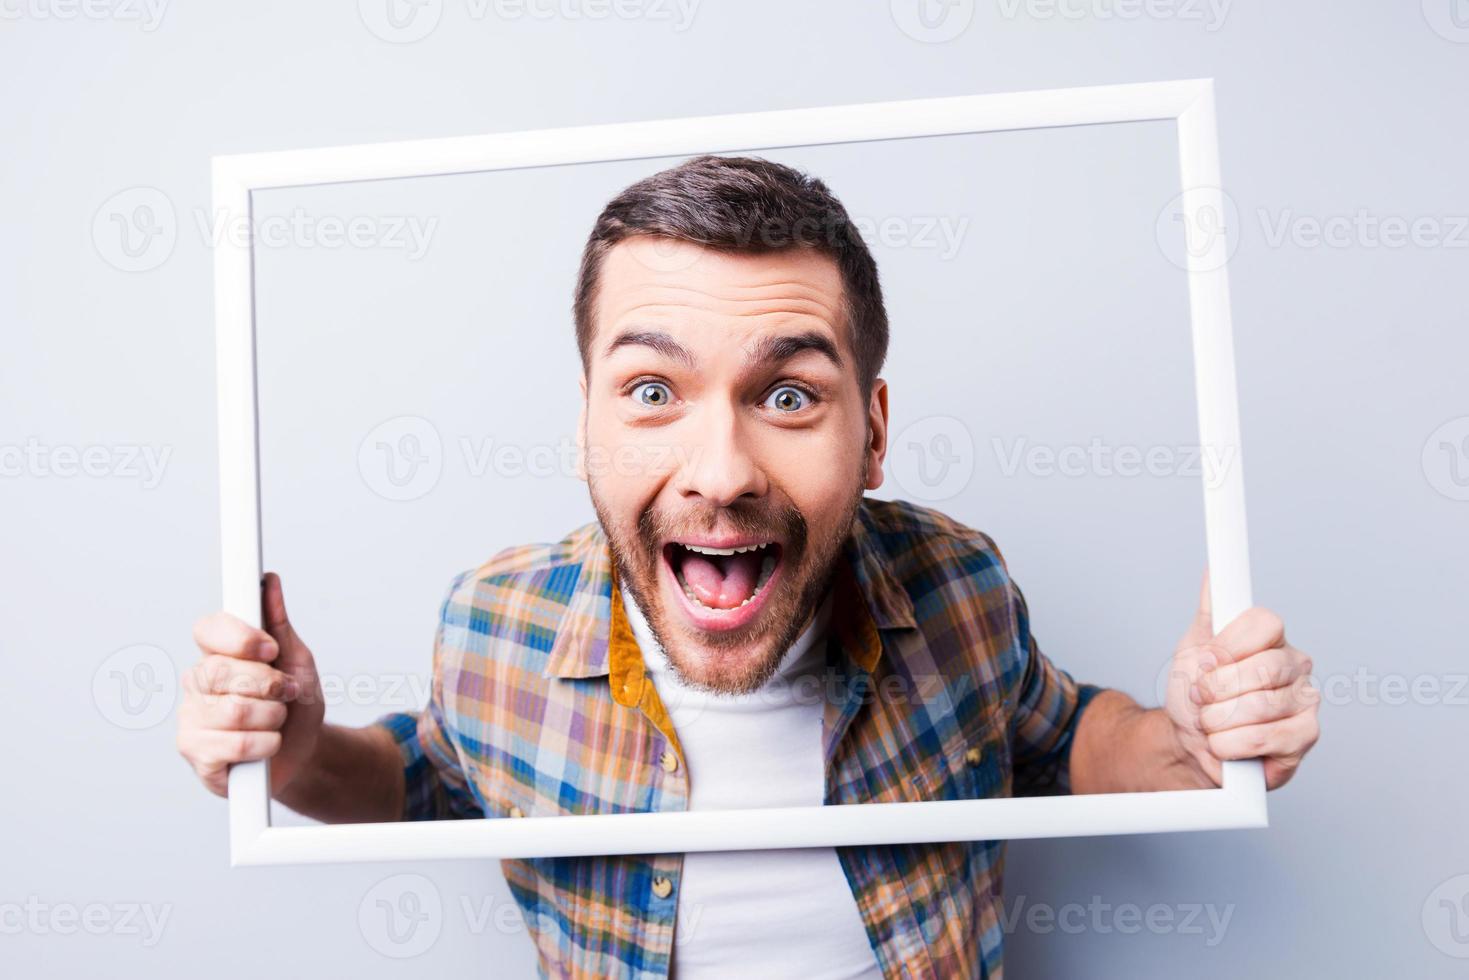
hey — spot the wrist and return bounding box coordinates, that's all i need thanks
[1149,709,1217,790]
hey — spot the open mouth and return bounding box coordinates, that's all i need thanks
[662,540,783,626]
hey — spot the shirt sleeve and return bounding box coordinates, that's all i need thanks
[1005,573,1105,797]
[369,576,486,822]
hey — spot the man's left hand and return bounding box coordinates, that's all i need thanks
[1163,574,1321,789]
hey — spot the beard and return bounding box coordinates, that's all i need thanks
[590,464,866,696]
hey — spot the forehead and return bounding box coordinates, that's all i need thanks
[591,237,847,355]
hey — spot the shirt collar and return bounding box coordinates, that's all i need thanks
[539,500,918,682]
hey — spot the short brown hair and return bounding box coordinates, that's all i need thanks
[572,155,889,391]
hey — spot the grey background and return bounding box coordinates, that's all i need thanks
[2,2,1465,977]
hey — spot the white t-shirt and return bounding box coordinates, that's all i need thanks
[622,592,883,979]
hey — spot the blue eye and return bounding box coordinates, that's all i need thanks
[765,386,810,412]
[634,382,673,407]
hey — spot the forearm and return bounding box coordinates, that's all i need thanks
[274,722,405,823]
[1069,689,1214,794]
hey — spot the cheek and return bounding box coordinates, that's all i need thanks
[583,410,675,519]
[761,424,866,525]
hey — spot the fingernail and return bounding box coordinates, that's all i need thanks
[1198,655,1217,673]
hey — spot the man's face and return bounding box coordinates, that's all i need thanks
[580,236,889,694]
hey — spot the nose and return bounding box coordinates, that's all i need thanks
[672,403,768,508]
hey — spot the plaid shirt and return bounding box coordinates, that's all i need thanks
[373,498,1100,978]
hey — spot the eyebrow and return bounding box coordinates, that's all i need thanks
[602,327,843,372]
[742,331,843,371]
[603,329,696,368]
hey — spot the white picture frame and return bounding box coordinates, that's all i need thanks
[215,77,1266,867]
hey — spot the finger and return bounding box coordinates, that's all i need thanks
[186,693,290,732]
[1199,682,1319,732]
[1211,606,1286,663]
[185,728,283,768]
[1177,568,1214,650]
[192,612,279,662]
[186,655,297,701]
[1205,710,1320,762]
[262,572,291,632]
[261,572,311,669]
[1196,646,1313,705]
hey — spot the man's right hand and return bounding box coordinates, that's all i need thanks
[178,572,325,798]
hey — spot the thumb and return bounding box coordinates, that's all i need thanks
[1177,567,1214,651]
[261,572,309,668]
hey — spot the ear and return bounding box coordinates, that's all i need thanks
[575,373,589,483]
[863,379,889,491]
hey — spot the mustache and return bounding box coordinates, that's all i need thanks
[635,500,808,562]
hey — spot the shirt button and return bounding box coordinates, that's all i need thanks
[659,749,679,774]
[651,876,674,899]
[965,746,984,768]
[508,805,525,818]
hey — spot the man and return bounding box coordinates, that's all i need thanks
[179,155,1320,978]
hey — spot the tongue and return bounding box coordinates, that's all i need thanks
[679,550,763,609]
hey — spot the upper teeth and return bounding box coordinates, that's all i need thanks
[681,543,767,556]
